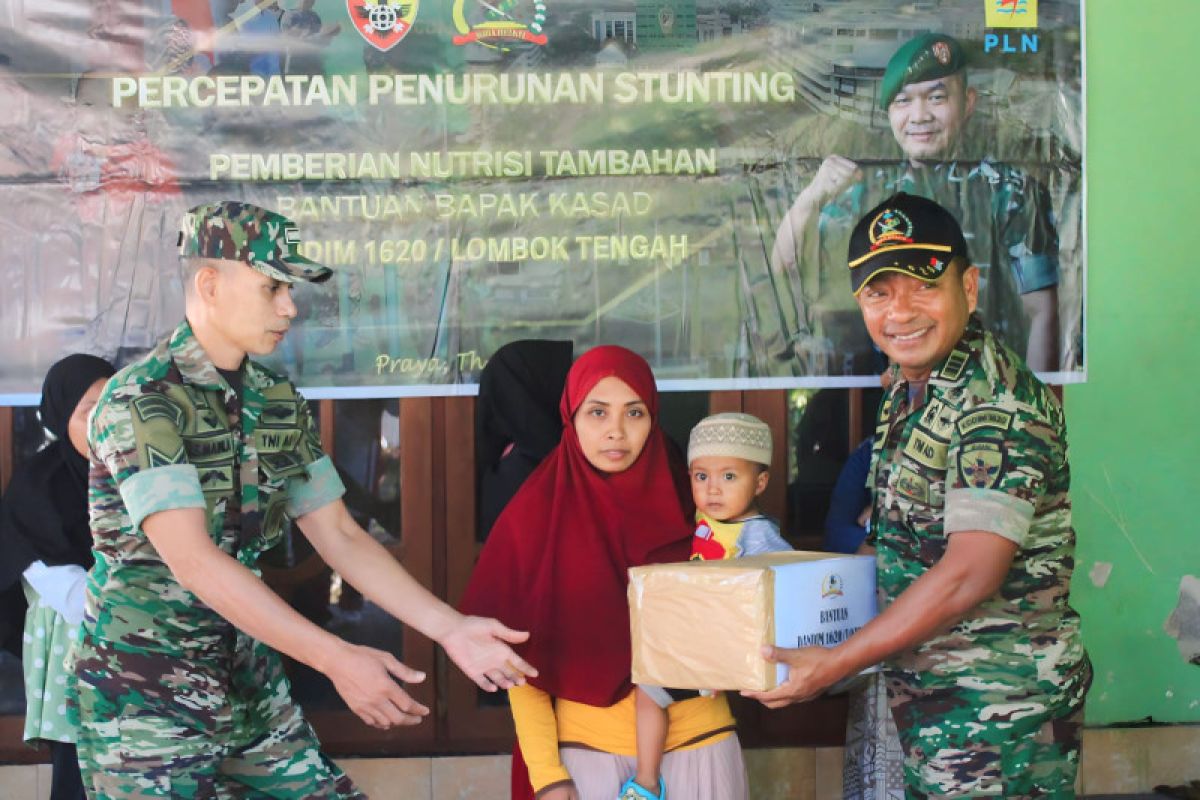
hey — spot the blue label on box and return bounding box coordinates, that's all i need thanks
[771,555,878,684]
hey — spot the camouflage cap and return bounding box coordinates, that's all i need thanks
[178,201,332,283]
[879,32,967,110]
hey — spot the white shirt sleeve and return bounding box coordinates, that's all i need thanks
[22,560,88,625]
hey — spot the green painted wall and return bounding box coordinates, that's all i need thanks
[1066,0,1200,725]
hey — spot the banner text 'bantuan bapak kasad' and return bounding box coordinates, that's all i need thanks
[0,0,1083,399]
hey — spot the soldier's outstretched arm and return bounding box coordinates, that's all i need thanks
[295,498,537,693]
[142,507,431,730]
[744,529,1017,708]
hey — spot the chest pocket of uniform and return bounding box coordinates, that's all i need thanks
[897,425,949,515]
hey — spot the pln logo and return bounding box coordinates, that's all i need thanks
[984,0,1038,55]
[820,573,844,599]
[986,0,1037,28]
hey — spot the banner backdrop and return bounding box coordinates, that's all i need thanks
[0,0,1084,401]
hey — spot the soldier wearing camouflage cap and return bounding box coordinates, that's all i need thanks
[177,201,333,284]
[748,193,1091,797]
[770,30,1063,375]
[69,201,537,798]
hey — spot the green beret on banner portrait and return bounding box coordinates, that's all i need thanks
[879,32,968,110]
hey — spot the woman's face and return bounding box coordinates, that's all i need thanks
[573,376,652,474]
[67,379,108,458]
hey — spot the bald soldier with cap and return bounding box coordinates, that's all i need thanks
[748,194,1091,798]
[68,202,537,799]
[771,32,1062,373]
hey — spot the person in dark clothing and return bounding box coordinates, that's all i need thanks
[823,436,874,554]
[475,340,573,540]
[0,353,116,800]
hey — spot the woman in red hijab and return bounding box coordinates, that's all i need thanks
[461,346,748,800]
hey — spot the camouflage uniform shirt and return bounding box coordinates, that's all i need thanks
[78,318,343,655]
[867,315,1090,744]
[66,319,354,797]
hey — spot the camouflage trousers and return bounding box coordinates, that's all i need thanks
[68,631,363,799]
[886,672,1087,799]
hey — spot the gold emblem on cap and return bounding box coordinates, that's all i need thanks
[869,209,914,248]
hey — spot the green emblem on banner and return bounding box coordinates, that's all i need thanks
[452,0,548,49]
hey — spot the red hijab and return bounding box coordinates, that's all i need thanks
[460,345,693,707]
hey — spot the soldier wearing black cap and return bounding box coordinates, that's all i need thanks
[748,194,1091,797]
[770,31,1063,373]
[68,201,537,798]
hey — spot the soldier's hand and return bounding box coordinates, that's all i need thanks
[440,615,538,692]
[741,645,845,708]
[325,643,430,729]
[800,155,862,208]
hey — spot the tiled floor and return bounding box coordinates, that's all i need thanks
[1,728,1197,799]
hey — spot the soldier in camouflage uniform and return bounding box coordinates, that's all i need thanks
[68,201,537,799]
[771,32,1063,373]
[747,193,1090,797]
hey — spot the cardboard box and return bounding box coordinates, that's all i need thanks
[628,551,877,692]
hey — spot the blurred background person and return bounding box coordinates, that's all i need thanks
[0,354,116,800]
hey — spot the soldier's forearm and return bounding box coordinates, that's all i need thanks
[142,507,347,674]
[297,501,461,644]
[830,530,1017,676]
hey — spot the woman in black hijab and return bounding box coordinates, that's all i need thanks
[475,340,572,539]
[0,353,115,800]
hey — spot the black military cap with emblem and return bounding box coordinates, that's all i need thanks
[847,192,969,295]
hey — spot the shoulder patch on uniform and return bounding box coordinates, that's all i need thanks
[183,430,236,465]
[145,441,187,468]
[132,394,185,428]
[895,466,931,504]
[260,451,307,482]
[935,347,970,383]
[959,441,1005,489]
[903,428,948,470]
[957,407,1014,437]
[918,399,957,442]
[260,399,300,428]
[255,428,303,454]
[196,465,234,495]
